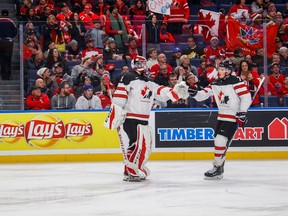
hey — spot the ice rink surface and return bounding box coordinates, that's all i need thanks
[1,160,288,216]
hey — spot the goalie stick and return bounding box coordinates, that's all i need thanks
[221,76,266,159]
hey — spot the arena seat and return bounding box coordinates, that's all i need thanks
[259,96,281,107]
[190,4,200,15]
[160,43,176,53]
[106,60,126,70]
[174,34,190,43]
[282,96,288,107]
[133,15,145,26]
[202,5,219,12]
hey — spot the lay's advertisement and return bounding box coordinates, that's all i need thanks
[0,111,119,151]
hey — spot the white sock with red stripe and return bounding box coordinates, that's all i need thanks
[213,134,228,166]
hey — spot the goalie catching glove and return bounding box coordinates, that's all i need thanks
[173,81,189,99]
[236,112,248,127]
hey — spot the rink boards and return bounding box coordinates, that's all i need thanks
[0,108,287,163]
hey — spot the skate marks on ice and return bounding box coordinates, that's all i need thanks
[0,161,288,216]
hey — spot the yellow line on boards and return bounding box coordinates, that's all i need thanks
[0,152,288,163]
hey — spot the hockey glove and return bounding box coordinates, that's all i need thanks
[236,112,248,127]
[188,86,198,97]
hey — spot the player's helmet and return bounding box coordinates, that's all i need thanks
[219,60,234,72]
[131,56,147,74]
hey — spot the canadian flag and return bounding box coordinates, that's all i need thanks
[226,17,279,57]
[198,9,220,42]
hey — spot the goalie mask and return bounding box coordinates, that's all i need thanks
[131,56,147,74]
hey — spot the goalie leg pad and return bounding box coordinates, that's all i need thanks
[103,103,126,130]
[125,124,152,177]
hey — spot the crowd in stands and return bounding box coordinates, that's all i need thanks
[10,0,288,110]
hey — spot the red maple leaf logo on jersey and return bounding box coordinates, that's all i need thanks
[141,86,149,96]
[198,11,215,30]
[218,91,224,101]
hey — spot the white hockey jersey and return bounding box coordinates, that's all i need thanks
[112,71,179,121]
[194,75,252,122]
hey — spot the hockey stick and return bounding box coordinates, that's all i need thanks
[221,76,266,159]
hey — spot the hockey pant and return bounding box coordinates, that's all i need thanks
[213,121,238,167]
[119,119,152,177]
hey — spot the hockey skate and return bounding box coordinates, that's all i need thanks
[204,165,224,180]
[123,172,141,182]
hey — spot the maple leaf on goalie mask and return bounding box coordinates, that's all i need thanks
[198,11,216,30]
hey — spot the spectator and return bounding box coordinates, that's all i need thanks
[26,51,46,71]
[35,77,49,95]
[56,3,73,29]
[75,84,102,109]
[166,73,189,108]
[258,74,277,97]
[277,75,288,105]
[26,84,50,110]
[251,0,264,17]
[36,67,53,96]
[93,0,109,16]
[150,53,173,80]
[180,55,198,76]
[146,48,158,70]
[269,63,285,90]
[97,73,115,108]
[244,54,253,64]
[68,12,86,50]
[82,38,102,59]
[103,38,122,60]
[228,0,251,24]
[74,0,90,14]
[174,65,187,82]
[23,38,40,62]
[185,73,203,108]
[51,81,76,109]
[22,7,40,26]
[64,39,82,61]
[163,0,190,35]
[182,36,204,59]
[268,53,286,75]
[230,47,245,71]
[105,6,128,50]
[197,59,207,77]
[129,0,145,17]
[251,48,264,67]
[0,9,18,80]
[169,47,182,68]
[113,65,130,87]
[239,63,261,107]
[50,62,73,95]
[154,63,170,86]
[203,37,225,61]
[39,6,53,29]
[123,37,140,60]
[114,0,129,15]
[19,0,34,21]
[71,56,96,84]
[85,18,106,51]
[265,3,277,22]
[125,20,139,41]
[45,48,62,68]
[41,14,64,52]
[279,47,288,67]
[146,13,161,52]
[251,13,262,28]
[79,3,99,30]
[35,0,54,18]
[282,3,288,19]
[74,75,97,98]
[159,24,175,43]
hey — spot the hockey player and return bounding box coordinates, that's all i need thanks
[188,60,252,180]
[104,56,188,182]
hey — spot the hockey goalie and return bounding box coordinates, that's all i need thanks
[104,56,188,182]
